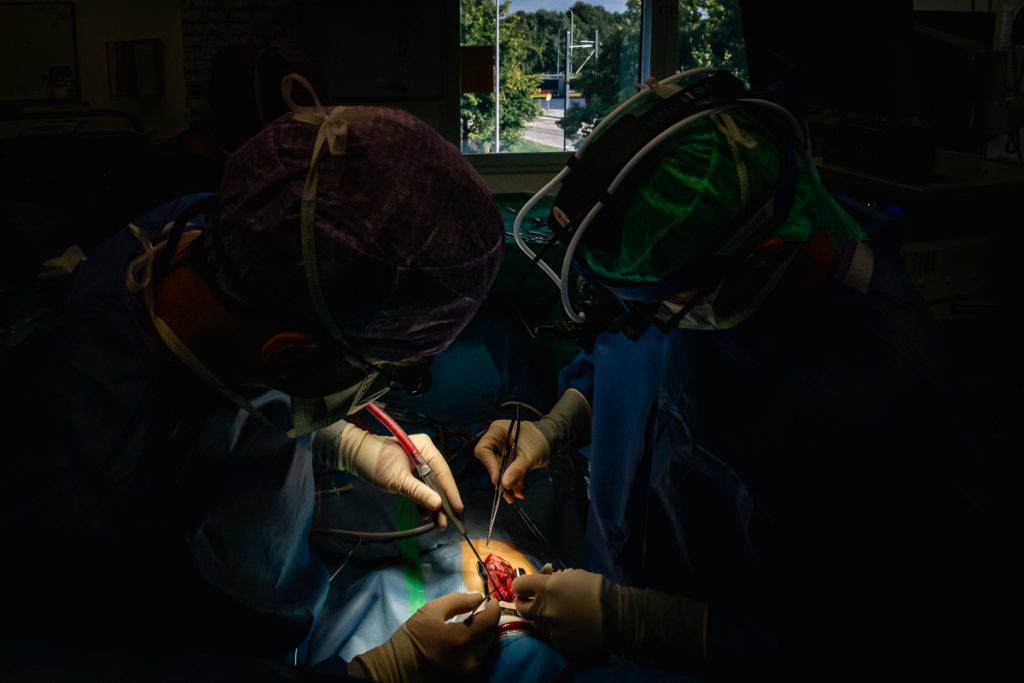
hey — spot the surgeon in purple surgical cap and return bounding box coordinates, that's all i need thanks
[1,75,503,681]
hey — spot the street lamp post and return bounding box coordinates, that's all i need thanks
[563,10,575,151]
[563,28,570,151]
[494,0,500,153]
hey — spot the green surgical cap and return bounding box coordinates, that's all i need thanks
[579,86,865,284]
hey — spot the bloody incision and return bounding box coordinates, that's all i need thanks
[484,553,516,602]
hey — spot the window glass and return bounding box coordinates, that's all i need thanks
[460,1,642,154]
[677,0,748,84]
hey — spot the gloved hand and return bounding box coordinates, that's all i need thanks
[513,567,709,666]
[314,422,462,529]
[349,592,500,683]
[512,567,604,659]
[474,389,591,503]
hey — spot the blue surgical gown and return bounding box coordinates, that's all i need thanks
[1,194,328,657]
[559,239,990,677]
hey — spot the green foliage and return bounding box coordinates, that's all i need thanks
[461,1,748,151]
[502,138,562,153]
[461,0,541,152]
[561,0,749,146]
[558,0,641,146]
[678,0,748,83]
[514,9,568,76]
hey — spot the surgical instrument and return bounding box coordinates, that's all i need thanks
[511,500,566,570]
[364,401,494,586]
[486,405,522,545]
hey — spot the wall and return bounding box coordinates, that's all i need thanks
[178,0,457,138]
[0,0,188,140]
[914,0,1024,162]
[179,0,296,117]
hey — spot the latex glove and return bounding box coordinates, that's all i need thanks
[314,423,462,530]
[474,388,591,503]
[512,567,604,659]
[349,592,500,683]
[513,567,709,666]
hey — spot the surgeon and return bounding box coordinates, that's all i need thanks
[475,69,993,679]
[1,76,501,679]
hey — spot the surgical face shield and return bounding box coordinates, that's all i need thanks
[291,369,390,435]
[651,242,800,331]
[290,354,433,434]
[385,357,433,396]
[512,68,812,328]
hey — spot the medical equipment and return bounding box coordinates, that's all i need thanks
[365,401,494,587]
[487,405,522,545]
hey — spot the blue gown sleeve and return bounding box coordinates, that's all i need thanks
[557,349,595,406]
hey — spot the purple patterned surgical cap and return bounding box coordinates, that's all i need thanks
[205,106,504,361]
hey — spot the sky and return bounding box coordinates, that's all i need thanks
[510,1,630,14]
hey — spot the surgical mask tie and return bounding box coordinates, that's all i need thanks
[127,223,292,435]
[124,77,387,439]
[281,74,394,432]
[283,72,350,343]
[664,246,800,331]
[713,112,759,207]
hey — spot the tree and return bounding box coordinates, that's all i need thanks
[461,0,542,152]
[516,4,620,79]
[562,0,750,145]
[678,0,748,83]
[515,9,567,76]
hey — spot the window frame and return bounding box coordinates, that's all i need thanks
[460,0,680,179]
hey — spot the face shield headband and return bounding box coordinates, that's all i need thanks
[513,67,814,327]
[572,137,801,337]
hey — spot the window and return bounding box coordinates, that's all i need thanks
[677,0,747,85]
[460,0,642,155]
[460,0,748,161]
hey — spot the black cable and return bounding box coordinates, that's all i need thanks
[498,399,545,420]
[315,484,354,496]
[1015,46,1024,95]
[1006,129,1019,158]
[311,521,435,541]
[511,501,567,570]
[515,230,565,339]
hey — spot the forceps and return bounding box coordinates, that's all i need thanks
[486,405,522,545]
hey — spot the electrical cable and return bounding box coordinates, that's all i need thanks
[511,500,566,570]
[498,399,545,420]
[315,484,354,496]
[516,230,567,339]
[1006,129,1020,162]
[311,522,436,541]
[1010,46,1023,96]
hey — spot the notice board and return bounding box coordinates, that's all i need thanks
[0,3,78,102]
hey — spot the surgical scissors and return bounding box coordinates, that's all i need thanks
[486,405,522,545]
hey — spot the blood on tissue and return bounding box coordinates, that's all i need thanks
[484,553,516,602]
